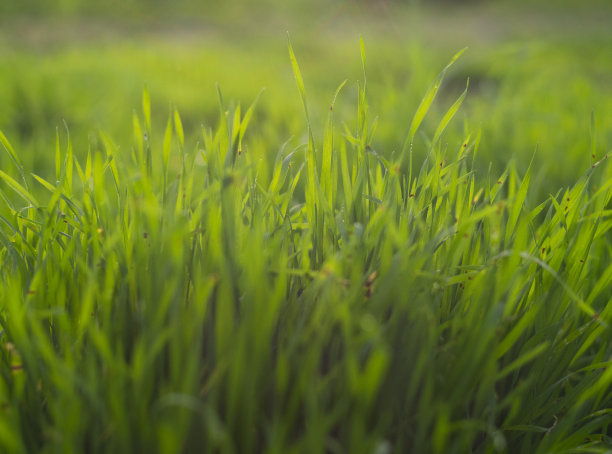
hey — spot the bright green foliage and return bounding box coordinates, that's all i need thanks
[0,45,611,454]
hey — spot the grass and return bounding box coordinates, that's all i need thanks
[2,4,612,200]
[0,32,611,452]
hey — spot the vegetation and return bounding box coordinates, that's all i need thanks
[1,2,612,453]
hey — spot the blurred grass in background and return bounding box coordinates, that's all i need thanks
[1,0,611,197]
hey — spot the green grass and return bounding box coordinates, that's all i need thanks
[0,33,611,452]
[2,4,612,200]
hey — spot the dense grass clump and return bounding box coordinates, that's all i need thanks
[0,43,611,453]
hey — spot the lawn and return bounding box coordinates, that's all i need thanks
[1,1,611,452]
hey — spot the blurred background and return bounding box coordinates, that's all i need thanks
[1,0,611,196]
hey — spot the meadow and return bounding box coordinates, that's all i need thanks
[1,1,612,452]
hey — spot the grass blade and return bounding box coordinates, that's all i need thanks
[0,170,38,207]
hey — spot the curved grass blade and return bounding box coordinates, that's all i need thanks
[432,78,469,146]
[0,170,38,207]
[0,130,28,190]
[405,47,467,150]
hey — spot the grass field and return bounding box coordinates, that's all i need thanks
[1,1,612,453]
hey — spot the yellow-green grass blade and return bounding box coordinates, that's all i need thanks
[432,78,469,146]
[0,170,38,207]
